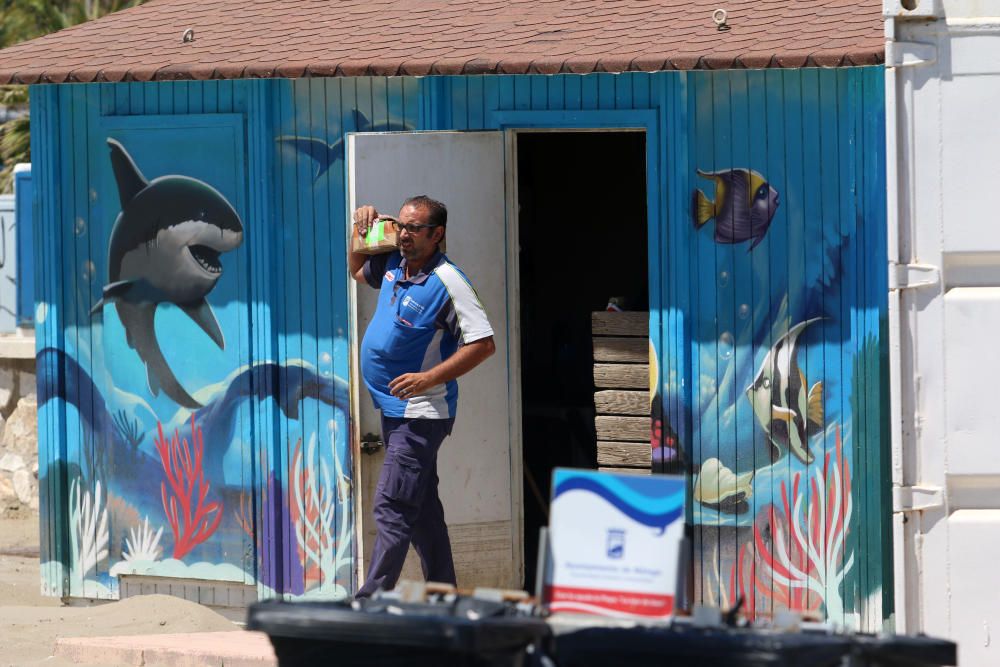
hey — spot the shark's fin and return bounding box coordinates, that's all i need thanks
[180,299,225,350]
[90,280,136,315]
[146,362,161,397]
[119,302,203,409]
[102,279,136,299]
[353,109,372,131]
[107,139,149,208]
[276,136,337,180]
[807,381,824,432]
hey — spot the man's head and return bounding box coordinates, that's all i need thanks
[397,195,446,264]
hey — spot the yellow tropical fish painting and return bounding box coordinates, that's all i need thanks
[693,168,780,251]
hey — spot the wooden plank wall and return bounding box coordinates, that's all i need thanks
[592,311,650,475]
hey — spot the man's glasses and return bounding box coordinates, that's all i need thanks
[392,220,439,234]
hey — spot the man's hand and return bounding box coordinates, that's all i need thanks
[388,371,434,399]
[353,205,380,238]
[388,337,495,399]
[350,204,384,282]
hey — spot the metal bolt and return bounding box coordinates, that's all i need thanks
[713,9,730,32]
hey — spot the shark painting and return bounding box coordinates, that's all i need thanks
[276,109,415,181]
[91,139,244,409]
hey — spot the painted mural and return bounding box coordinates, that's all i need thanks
[33,100,358,601]
[32,70,886,627]
[651,68,887,630]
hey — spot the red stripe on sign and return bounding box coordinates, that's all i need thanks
[545,585,674,617]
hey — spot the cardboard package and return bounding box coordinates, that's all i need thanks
[351,217,399,255]
[351,216,447,255]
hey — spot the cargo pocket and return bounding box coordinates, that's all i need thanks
[377,453,424,509]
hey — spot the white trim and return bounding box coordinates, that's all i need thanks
[434,262,494,344]
[404,329,451,418]
[504,129,525,587]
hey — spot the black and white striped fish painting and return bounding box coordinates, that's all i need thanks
[745,318,824,464]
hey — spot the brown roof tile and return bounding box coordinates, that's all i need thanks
[0,0,883,84]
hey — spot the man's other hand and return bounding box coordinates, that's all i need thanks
[388,371,434,399]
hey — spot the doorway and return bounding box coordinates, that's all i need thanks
[515,131,649,591]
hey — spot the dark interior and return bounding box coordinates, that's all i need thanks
[516,131,648,591]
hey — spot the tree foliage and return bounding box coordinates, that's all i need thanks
[0,0,146,191]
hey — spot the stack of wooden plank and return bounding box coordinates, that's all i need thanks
[591,311,651,475]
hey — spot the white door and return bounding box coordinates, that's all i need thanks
[888,3,1000,664]
[346,131,521,589]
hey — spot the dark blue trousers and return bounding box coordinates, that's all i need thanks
[356,415,456,598]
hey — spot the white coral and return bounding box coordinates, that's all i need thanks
[291,430,354,598]
[69,478,110,579]
[123,516,164,562]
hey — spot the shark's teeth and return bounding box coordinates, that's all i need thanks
[188,245,222,275]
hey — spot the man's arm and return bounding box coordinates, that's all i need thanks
[388,336,495,398]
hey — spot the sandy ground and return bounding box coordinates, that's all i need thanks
[0,517,239,667]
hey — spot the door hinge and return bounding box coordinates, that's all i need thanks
[360,432,384,455]
[893,484,944,512]
[889,262,940,291]
[886,41,937,68]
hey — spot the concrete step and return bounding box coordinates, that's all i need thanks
[54,630,277,667]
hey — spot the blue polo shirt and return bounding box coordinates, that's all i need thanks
[361,250,493,419]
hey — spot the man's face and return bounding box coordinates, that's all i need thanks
[397,203,442,263]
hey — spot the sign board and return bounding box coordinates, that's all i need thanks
[543,468,685,620]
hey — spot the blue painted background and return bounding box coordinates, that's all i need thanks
[30,68,887,627]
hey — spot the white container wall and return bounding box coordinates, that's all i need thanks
[887,1,1000,663]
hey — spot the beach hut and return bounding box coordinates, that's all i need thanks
[0,0,889,628]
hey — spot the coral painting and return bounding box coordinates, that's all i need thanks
[155,416,224,560]
[729,427,854,622]
[70,478,110,580]
[289,430,353,598]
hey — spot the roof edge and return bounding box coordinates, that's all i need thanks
[0,49,885,85]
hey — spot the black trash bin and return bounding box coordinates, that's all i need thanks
[552,623,957,667]
[247,597,552,667]
[552,625,853,667]
[848,633,957,667]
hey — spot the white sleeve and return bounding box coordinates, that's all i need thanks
[434,263,494,344]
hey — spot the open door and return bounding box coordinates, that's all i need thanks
[346,131,520,589]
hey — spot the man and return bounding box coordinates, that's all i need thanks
[350,195,496,597]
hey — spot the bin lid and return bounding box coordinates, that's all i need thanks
[554,625,853,667]
[247,600,551,654]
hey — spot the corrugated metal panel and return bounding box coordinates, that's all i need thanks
[32,71,887,626]
[14,167,33,326]
[665,68,888,630]
[0,194,16,332]
[32,79,355,601]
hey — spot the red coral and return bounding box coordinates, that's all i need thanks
[729,505,824,620]
[729,426,852,621]
[154,416,223,559]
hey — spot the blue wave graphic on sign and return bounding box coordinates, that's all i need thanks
[553,473,684,533]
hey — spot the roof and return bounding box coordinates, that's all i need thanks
[0,0,884,84]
